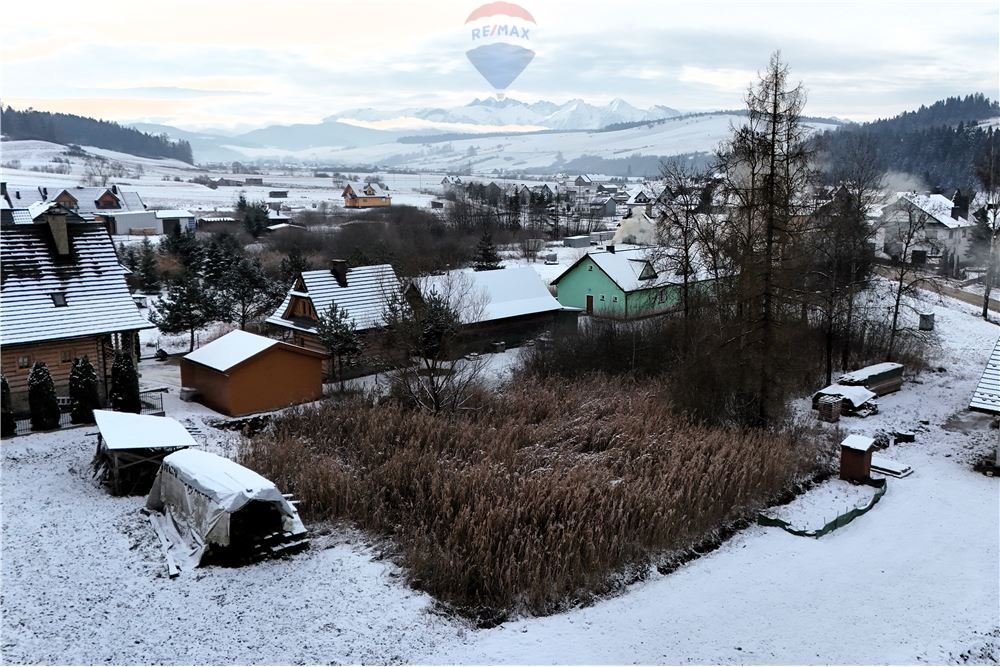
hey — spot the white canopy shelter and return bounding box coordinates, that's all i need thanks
[92,410,197,495]
[94,410,197,450]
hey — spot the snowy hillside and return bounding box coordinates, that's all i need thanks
[224,113,841,172]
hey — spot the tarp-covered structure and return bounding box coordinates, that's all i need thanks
[812,384,879,416]
[92,410,196,495]
[145,449,307,569]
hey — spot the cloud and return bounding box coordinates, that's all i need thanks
[2,0,996,128]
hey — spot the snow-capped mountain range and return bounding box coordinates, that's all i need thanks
[330,97,680,132]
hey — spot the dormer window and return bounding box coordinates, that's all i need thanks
[50,292,68,307]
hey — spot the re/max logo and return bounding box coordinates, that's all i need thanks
[471,24,531,40]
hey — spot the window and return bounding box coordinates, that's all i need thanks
[600,295,606,301]
[17,355,31,369]
[612,296,618,302]
[587,265,593,271]
[50,292,68,307]
[61,350,73,363]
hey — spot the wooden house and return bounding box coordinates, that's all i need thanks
[342,183,391,208]
[181,330,325,417]
[551,245,715,318]
[0,205,153,411]
[266,261,402,374]
[406,267,579,352]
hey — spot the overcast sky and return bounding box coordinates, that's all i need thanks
[3,0,998,131]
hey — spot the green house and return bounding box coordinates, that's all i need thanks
[551,246,701,319]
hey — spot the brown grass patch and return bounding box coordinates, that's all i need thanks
[239,375,828,621]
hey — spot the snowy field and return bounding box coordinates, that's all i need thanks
[1,139,571,214]
[2,290,998,664]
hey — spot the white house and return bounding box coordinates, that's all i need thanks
[879,192,975,266]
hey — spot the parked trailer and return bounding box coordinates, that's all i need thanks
[838,362,904,396]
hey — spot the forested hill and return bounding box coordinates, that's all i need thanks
[0,106,194,164]
[817,94,998,192]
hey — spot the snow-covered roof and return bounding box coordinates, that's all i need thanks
[94,410,197,451]
[893,193,972,229]
[7,185,146,216]
[841,434,876,452]
[414,267,567,324]
[626,188,655,205]
[0,222,153,346]
[153,209,194,219]
[838,362,903,384]
[970,336,1000,415]
[553,247,659,292]
[814,384,877,409]
[184,330,280,372]
[159,449,294,515]
[267,264,401,333]
[344,182,389,198]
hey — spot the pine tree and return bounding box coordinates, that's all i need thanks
[109,352,141,414]
[152,271,219,352]
[137,236,161,293]
[315,303,363,391]
[69,357,101,424]
[279,247,311,285]
[1,374,16,438]
[27,362,61,431]
[236,194,270,238]
[473,232,503,271]
[218,257,284,330]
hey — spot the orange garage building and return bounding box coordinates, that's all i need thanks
[180,330,326,417]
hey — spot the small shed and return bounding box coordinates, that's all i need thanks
[837,362,904,396]
[181,330,325,417]
[564,235,591,248]
[145,449,308,568]
[91,410,197,495]
[840,434,876,482]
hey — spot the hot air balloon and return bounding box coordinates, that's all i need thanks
[464,2,536,99]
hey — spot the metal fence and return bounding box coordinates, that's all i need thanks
[757,478,887,539]
[7,390,166,438]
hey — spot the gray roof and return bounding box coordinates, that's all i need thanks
[1,223,153,346]
[267,264,401,333]
[2,184,145,216]
[970,336,1000,415]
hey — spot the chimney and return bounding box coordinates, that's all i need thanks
[951,190,969,220]
[607,244,616,254]
[47,212,71,256]
[330,259,348,287]
[1,182,6,197]
[111,184,118,195]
